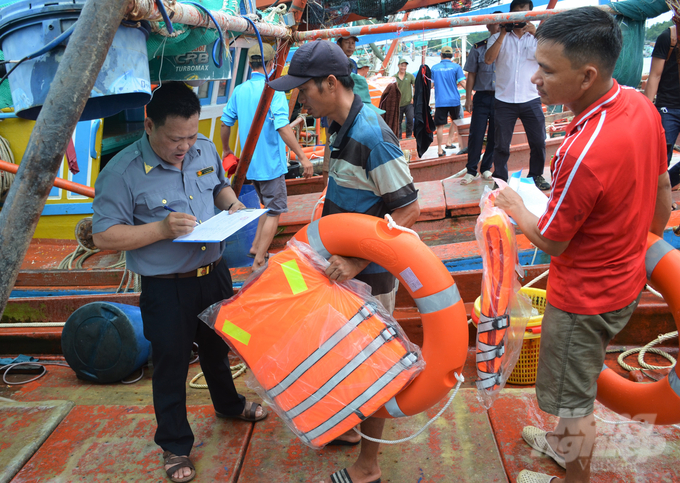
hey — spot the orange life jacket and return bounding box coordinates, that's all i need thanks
[475,193,518,392]
[213,245,421,448]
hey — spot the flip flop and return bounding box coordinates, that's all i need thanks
[445,144,455,149]
[216,401,268,422]
[163,451,195,483]
[329,468,380,483]
[438,151,446,157]
[327,438,360,446]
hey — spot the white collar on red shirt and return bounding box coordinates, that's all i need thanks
[566,80,621,135]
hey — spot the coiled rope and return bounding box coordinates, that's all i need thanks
[0,134,17,202]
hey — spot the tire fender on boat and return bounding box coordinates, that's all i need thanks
[596,233,680,425]
[294,213,469,418]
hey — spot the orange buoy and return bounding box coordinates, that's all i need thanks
[596,233,680,425]
[294,213,469,418]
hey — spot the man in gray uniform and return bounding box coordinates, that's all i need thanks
[462,16,501,185]
[92,82,266,483]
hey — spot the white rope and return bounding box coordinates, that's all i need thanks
[0,134,16,202]
[645,284,664,299]
[638,331,678,371]
[310,194,326,223]
[189,363,247,389]
[354,372,464,444]
[384,213,420,240]
[523,269,549,288]
[594,413,680,430]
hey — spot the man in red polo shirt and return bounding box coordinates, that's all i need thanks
[495,7,671,483]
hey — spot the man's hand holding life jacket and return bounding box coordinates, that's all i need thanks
[325,255,371,283]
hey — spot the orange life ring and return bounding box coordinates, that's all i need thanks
[596,233,680,425]
[294,213,469,418]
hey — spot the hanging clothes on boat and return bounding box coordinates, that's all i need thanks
[200,239,424,449]
[378,81,401,137]
[413,64,435,157]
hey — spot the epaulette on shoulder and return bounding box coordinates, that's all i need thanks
[473,39,488,49]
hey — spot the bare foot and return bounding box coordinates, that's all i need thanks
[333,427,361,444]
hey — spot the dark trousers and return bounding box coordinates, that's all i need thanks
[659,107,680,187]
[398,103,415,138]
[492,98,546,181]
[140,260,245,456]
[466,90,495,176]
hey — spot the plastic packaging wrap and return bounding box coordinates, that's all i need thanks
[474,186,532,409]
[200,239,424,449]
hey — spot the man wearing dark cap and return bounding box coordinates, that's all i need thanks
[394,57,415,139]
[270,40,420,483]
[221,43,312,270]
[337,35,359,73]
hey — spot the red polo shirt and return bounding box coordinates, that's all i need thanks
[538,81,667,315]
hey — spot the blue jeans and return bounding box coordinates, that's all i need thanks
[466,90,495,176]
[659,107,680,187]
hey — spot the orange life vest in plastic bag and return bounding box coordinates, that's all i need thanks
[475,190,520,394]
[211,244,422,448]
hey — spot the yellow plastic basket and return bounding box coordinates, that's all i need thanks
[472,287,547,385]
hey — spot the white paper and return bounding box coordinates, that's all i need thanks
[173,209,268,243]
[507,170,549,224]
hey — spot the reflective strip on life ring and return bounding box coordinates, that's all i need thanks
[294,213,469,418]
[596,233,680,425]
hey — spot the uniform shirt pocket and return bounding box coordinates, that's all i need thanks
[141,191,184,223]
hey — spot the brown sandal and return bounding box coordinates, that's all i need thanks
[216,400,268,422]
[163,451,196,483]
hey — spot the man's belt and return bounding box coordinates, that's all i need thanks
[152,258,222,279]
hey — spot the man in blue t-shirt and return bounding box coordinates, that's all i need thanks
[221,43,312,269]
[431,46,466,157]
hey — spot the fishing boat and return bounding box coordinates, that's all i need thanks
[1,0,679,481]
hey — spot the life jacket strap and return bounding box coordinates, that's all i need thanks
[476,340,506,362]
[476,370,503,390]
[477,314,509,333]
[267,302,379,398]
[300,352,419,445]
[285,327,398,419]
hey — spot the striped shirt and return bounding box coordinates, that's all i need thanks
[537,81,667,314]
[323,94,418,294]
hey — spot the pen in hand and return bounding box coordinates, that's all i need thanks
[163,205,199,225]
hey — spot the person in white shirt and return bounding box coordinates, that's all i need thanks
[485,0,550,190]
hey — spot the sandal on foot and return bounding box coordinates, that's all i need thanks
[163,451,195,483]
[521,426,566,468]
[327,438,360,446]
[330,468,380,483]
[517,470,557,483]
[216,401,268,422]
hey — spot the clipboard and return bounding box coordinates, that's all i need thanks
[173,208,268,243]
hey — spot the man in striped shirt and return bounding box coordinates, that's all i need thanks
[495,7,671,483]
[270,39,420,483]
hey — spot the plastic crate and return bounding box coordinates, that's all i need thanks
[472,287,546,385]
